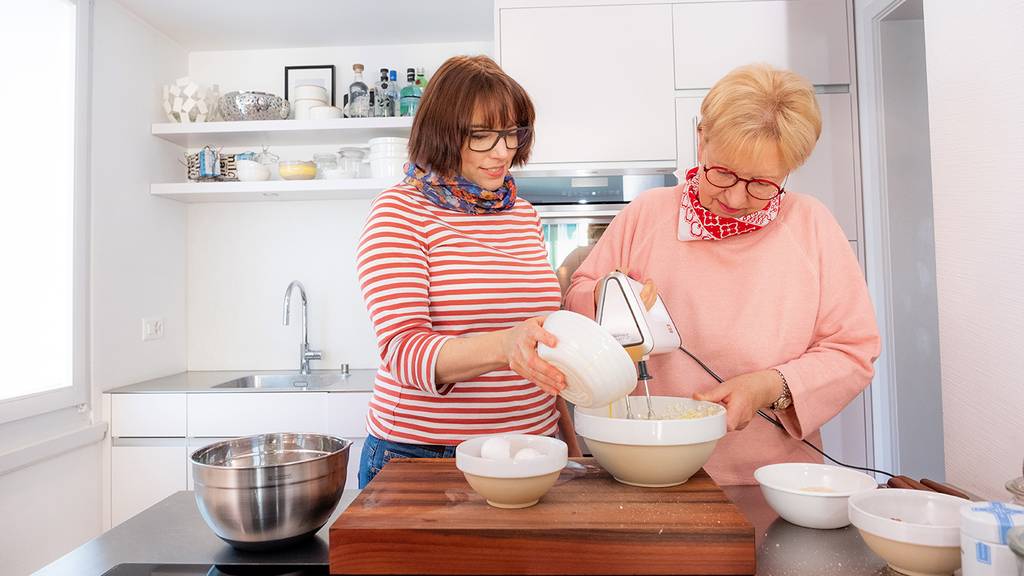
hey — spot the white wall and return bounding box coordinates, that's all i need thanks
[923,0,1024,499]
[0,443,102,576]
[91,0,188,394]
[184,42,490,370]
[0,1,189,573]
[879,17,945,480]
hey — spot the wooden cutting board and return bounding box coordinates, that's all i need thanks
[329,458,754,575]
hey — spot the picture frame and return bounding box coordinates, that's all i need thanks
[284,65,336,106]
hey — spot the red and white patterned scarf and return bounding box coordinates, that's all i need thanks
[677,166,783,241]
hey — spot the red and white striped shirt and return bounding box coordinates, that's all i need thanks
[356,183,562,444]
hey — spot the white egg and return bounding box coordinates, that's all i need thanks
[512,447,544,462]
[480,436,512,460]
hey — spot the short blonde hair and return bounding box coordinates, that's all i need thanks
[699,64,821,172]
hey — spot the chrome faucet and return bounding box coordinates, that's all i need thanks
[282,281,322,374]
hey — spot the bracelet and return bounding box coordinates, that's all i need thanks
[770,369,793,411]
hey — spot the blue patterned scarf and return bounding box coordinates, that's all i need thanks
[403,163,518,214]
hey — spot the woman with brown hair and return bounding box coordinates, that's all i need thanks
[355,55,577,487]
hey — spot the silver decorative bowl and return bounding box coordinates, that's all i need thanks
[191,433,351,550]
[219,91,290,121]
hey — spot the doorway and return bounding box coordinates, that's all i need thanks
[858,0,945,479]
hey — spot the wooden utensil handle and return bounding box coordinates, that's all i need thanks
[887,476,915,489]
[921,478,970,500]
[897,475,935,491]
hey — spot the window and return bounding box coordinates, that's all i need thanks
[0,0,89,423]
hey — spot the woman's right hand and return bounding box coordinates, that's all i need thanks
[593,271,658,311]
[502,316,566,396]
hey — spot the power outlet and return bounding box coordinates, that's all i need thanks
[142,317,165,341]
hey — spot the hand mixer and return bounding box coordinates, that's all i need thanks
[595,271,681,419]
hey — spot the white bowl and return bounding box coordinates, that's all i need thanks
[292,84,328,102]
[575,396,725,487]
[368,137,409,158]
[536,310,637,409]
[754,463,877,529]
[292,98,327,120]
[849,489,964,575]
[309,105,342,120]
[235,159,270,182]
[456,435,567,509]
[369,156,407,179]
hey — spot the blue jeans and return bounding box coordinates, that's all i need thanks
[358,434,457,488]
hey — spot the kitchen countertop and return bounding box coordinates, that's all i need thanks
[105,369,376,394]
[36,485,890,575]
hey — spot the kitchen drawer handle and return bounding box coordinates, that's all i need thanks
[692,115,699,167]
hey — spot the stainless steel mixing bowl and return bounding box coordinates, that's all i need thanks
[191,433,351,550]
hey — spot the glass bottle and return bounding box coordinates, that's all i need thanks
[400,67,422,117]
[415,67,427,89]
[387,70,400,117]
[374,68,391,118]
[347,64,369,118]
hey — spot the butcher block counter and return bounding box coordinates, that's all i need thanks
[37,461,889,575]
[331,458,758,575]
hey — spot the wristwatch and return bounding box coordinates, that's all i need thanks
[770,369,793,411]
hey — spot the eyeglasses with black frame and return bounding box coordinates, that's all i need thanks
[467,127,532,152]
[702,164,786,201]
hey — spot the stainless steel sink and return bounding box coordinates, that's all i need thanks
[212,372,347,390]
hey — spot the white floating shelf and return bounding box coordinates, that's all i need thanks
[151,179,393,203]
[151,117,413,147]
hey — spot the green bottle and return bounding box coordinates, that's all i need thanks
[400,68,422,116]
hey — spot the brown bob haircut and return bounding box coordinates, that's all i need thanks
[408,55,535,178]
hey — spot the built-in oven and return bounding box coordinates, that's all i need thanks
[513,167,678,291]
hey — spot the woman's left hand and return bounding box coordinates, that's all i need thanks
[693,369,785,431]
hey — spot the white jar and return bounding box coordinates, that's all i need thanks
[368,137,408,158]
[369,156,406,179]
[961,501,1024,576]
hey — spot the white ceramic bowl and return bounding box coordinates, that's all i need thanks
[292,84,329,102]
[292,98,327,120]
[235,159,270,182]
[754,463,877,529]
[849,489,964,575]
[536,310,637,409]
[368,137,409,158]
[369,156,407,179]
[575,396,725,487]
[456,435,567,509]
[309,105,342,120]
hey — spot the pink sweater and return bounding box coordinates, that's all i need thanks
[565,186,881,485]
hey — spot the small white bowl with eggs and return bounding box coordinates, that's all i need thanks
[456,435,568,509]
[754,462,878,529]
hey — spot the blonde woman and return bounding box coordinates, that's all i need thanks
[565,64,881,485]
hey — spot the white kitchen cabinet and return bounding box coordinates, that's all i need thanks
[674,93,858,241]
[674,97,704,171]
[787,93,858,241]
[187,392,329,437]
[498,4,676,164]
[111,394,186,437]
[111,442,186,526]
[672,0,850,89]
[326,393,372,437]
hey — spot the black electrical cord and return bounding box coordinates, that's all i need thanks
[677,344,895,478]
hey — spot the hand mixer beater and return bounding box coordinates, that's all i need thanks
[595,271,681,419]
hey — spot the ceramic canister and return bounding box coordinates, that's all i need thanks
[961,501,1024,575]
